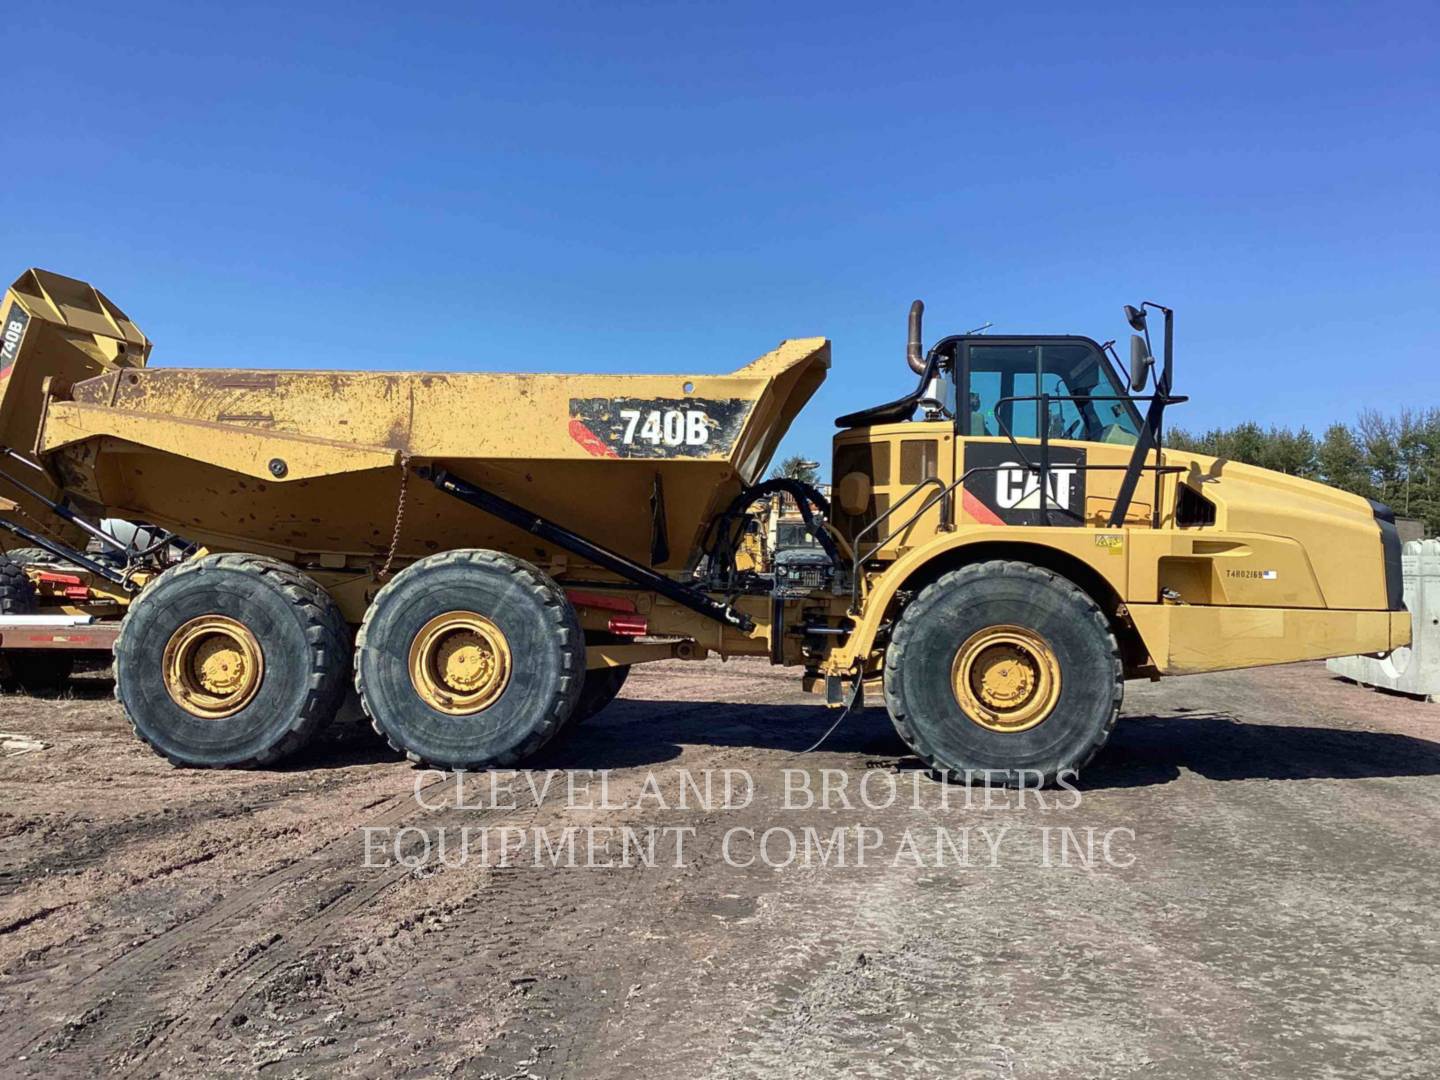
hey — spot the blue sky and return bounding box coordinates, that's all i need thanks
[3,1,1436,476]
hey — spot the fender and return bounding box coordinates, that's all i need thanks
[827,524,1133,672]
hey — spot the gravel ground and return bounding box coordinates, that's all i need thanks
[0,658,1437,1078]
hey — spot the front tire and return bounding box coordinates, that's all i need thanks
[114,554,351,767]
[355,549,584,770]
[884,560,1122,786]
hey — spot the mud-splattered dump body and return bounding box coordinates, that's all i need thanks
[3,269,827,569]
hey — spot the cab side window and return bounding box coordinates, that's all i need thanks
[964,341,1140,444]
[1042,371,1085,438]
[1042,343,1140,445]
[965,345,1040,438]
[967,370,1001,435]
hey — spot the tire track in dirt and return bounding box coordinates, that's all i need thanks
[152,757,720,1074]
[401,770,743,1069]
[0,725,400,984]
[0,772,455,1066]
[11,665,935,1075]
[0,757,383,895]
[107,690,789,1076]
[442,681,906,1078]
[465,846,658,1077]
[111,793,546,1076]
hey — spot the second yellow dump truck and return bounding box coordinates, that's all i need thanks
[0,270,1411,783]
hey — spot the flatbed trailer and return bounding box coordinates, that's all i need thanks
[0,614,119,653]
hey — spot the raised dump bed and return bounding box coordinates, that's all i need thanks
[3,269,828,571]
[0,270,150,553]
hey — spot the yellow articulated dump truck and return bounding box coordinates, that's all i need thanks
[0,269,1410,783]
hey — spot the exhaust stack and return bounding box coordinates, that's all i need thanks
[906,300,925,374]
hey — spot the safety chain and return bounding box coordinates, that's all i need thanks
[378,453,411,580]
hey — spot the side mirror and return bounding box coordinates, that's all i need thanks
[1124,304,1147,332]
[1129,334,1154,392]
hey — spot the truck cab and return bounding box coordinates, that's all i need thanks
[830,333,1153,554]
[823,302,1408,698]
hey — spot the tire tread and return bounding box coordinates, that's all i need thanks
[884,559,1123,785]
[114,553,350,768]
[0,555,36,615]
[354,549,583,770]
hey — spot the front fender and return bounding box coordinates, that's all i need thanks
[827,526,1131,672]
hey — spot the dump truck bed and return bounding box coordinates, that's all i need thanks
[4,270,829,569]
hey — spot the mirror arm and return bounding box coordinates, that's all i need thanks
[1110,300,1177,527]
[1101,339,1131,388]
[1141,301,1174,395]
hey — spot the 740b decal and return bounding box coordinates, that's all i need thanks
[568,397,751,458]
[0,303,30,378]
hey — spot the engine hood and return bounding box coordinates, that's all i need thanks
[1168,451,1393,611]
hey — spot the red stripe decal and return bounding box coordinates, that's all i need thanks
[962,487,1007,526]
[568,418,619,458]
[567,590,637,614]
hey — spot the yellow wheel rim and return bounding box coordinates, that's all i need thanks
[408,611,511,715]
[951,624,1061,733]
[163,615,265,719]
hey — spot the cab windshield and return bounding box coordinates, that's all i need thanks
[961,341,1141,445]
[775,521,821,550]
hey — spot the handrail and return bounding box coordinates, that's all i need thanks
[850,477,946,567]
[987,390,1188,529]
[845,457,1186,611]
[849,475,945,609]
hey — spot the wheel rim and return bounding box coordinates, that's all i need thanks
[408,611,511,715]
[951,624,1061,733]
[163,615,265,718]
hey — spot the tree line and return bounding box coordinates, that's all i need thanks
[1167,408,1440,534]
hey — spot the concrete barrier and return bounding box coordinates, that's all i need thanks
[1328,538,1440,702]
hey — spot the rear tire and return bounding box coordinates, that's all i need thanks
[575,665,630,724]
[0,554,74,693]
[884,560,1122,786]
[355,549,583,770]
[3,547,61,568]
[0,555,36,614]
[565,633,631,730]
[114,554,350,767]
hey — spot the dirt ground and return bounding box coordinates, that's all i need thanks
[1,658,1437,1079]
